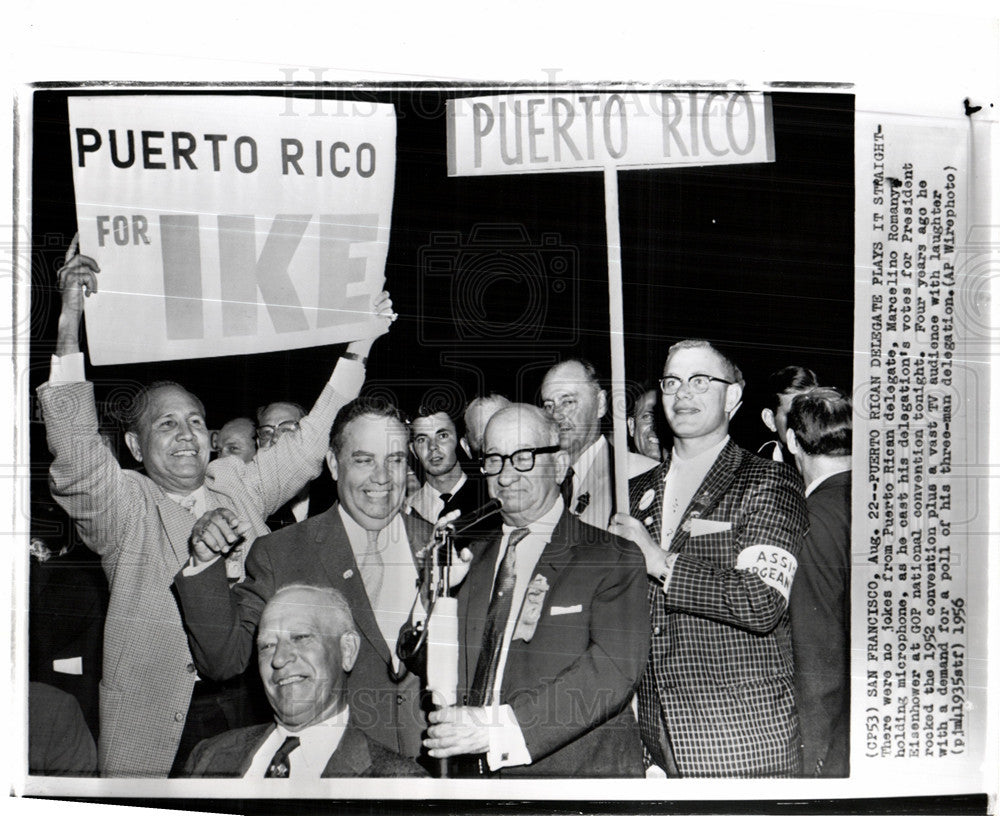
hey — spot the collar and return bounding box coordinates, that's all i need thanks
[275,704,350,738]
[572,435,607,479]
[165,484,208,509]
[417,469,467,502]
[501,496,565,536]
[274,705,350,774]
[805,465,852,497]
[337,503,404,543]
[670,434,729,466]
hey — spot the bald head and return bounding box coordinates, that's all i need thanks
[214,417,257,463]
[462,393,512,457]
[483,404,567,527]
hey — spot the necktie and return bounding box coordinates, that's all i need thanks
[560,466,575,508]
[264,735,300,778]
[359,529,384,607]
[468,527,530,707]
[179,494,198,516]
[438,492,453,520]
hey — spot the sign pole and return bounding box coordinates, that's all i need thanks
[603,166,631,515]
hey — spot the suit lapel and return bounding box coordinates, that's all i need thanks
[629,460,669,549]
[236,724,275,777]
[530,511,577,589]
[499,513,576,697]
[155,494,199,571]
[668,440,741,554]
[321,724,372,777]
[313,505,394,666]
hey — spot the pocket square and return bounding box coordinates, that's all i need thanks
[53,657,83,675]
[690,518,732,537]
[550,604,583,616]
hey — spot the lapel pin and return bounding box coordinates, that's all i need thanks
[343,569,354,580]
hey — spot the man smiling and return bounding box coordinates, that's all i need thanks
[175,398,434,764]
[38,243,392,777]
[425,404,648,777]
[610,339,808,777]
[185,585,426,778]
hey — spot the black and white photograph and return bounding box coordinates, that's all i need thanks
[4,4,998,814]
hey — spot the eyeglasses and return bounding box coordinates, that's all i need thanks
[659,374,734,395]
[481,445,561,476]
[256,420,300,442]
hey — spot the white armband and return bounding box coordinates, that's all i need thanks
[735,545,798,602]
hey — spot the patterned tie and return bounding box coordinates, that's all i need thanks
[560,466,575,508]
[179,494,198,516]
[264,735,300,778]
[359,529,384,607]
[468,527,530,707]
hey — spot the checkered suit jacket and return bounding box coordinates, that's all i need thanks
[628,440,807,777]
[38,379,349,777]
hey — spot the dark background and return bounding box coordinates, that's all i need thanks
[29,87,853,468]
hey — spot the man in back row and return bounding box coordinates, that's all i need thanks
[407,405,483,523]
[540,359,614,529]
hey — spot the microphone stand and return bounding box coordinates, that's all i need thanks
[424,531,458,778]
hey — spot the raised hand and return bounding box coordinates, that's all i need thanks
[55,233,101,356]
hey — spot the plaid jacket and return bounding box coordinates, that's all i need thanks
[38,379,348,777]
[628,440,807,777]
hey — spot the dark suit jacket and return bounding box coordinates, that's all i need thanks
[457,511,649,777]
[628,441,808,777]
[789,470,851,777]
[265,470,337,531]
[185,721,427,777]
[174,505,433,760]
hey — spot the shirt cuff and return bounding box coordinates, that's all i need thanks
[328,356,365,397]
[49,352,85,384]
[485,704,532,770]
[658,553,679,594]
[183,555,220,576]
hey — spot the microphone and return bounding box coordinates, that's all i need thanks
[444,498,503,536]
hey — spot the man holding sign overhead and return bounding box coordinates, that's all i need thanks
[37,240,395,777]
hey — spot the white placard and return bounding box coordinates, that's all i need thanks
[68,95,397,364]
[447,91,773,176]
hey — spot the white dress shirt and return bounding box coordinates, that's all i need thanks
[656,436,729,591]
[568,435,606,505]
[407,471,467,522]
[339,506,420,672]
[481,496,565,770]
[245,706,351,778]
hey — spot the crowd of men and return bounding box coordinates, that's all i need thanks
[29,246,853,781]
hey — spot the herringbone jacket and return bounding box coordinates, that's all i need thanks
[39,378,350,776]
[628,440,807,777]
